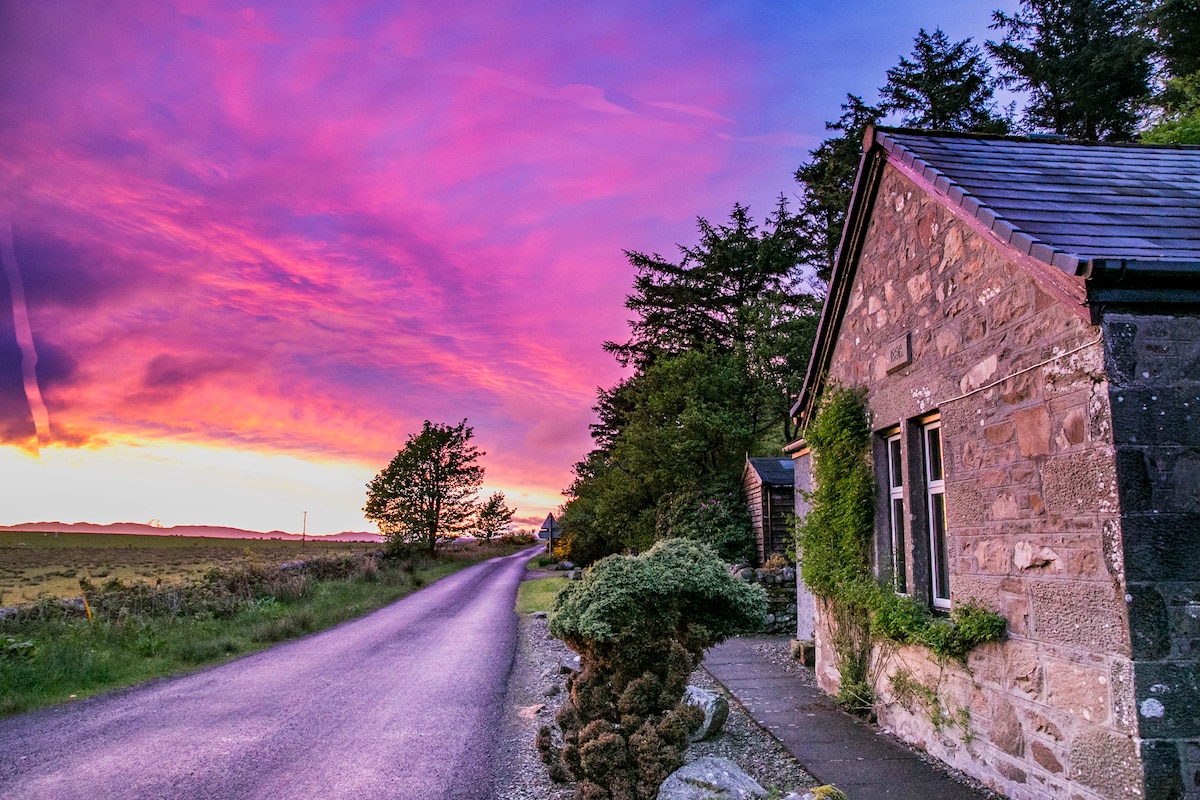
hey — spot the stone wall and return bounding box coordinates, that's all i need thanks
[731,563,798,635]
[1103,310,1200,800]
[808,162,1142,800]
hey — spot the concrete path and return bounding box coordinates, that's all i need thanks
[0,546,539,800]
[705,637,994,800]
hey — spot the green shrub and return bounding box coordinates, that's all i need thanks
[539,539,766,800]
[656,478,754,563]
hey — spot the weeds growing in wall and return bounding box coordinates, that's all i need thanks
[795,386,1006,713]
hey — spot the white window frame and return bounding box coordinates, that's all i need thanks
[923,420,950,611]
[885,432,907,594]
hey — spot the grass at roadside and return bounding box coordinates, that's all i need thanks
[516,576,568,614]
[0,540,530,717]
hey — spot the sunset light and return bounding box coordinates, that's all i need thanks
[1,0,1011,533]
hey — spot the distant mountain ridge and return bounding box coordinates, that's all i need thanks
[0,521,383,543]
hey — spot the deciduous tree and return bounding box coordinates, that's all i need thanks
[475,491,515,541]
[364,420,484,555]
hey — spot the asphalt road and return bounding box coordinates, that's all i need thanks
[0,546,540,800]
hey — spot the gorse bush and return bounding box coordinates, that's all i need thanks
[538,539,767,800]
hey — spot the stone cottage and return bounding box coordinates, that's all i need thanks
[742,456,795,565]
[787,128,1200,800]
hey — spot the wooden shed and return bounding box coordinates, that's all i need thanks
[741,457,794,565]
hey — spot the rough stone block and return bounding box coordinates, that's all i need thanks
[1140,739,1184,800]
[1041,448,1119,518]
[1111,659,1138,736]
[1030,581,1129,654]
[1069,726,1142,800]
[1014,406,1053,458]
[1135,662,1200,739]
[1127,584,1171,660]
[991,698,1026,757]
[1045,659,1111,724]
[1122,514,1200,582]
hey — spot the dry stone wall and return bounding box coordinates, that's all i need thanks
[810,163,1142,800]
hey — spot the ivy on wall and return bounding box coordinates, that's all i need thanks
[795,385,1006,711]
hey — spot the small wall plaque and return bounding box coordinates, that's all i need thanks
[884,332,912,374]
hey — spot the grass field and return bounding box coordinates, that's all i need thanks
[0,532,378,606]
[0,538,533,716]
[516,576,568,614]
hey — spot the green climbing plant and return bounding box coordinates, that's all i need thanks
[795,385,1006,713]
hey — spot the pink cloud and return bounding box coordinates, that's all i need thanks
[0,0,1011,526]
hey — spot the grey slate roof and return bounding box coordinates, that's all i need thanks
[878,130,1200,273]
[747,457,794,486]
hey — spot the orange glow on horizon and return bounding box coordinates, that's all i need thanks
[1,439,563,536]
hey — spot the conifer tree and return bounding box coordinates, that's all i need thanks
[880,27,1009,133]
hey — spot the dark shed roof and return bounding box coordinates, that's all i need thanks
[790,128,1200,427]
[747,457,794,485]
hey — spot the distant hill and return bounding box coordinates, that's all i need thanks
[0,521,384,543]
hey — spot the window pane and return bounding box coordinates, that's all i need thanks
[926,426,943,482]
[891,497,906,593]
[930,492,949,604]
[889,437,903,488]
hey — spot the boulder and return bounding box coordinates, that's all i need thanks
[683,686,729,742]
[657,757,766,800]
[556,561,575,571]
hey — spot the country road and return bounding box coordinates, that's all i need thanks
[0,546,540,800]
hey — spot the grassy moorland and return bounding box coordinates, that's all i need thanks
[0,531,379,606]
[0,537,532,717]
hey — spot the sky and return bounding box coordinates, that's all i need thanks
[0,0,1016,535]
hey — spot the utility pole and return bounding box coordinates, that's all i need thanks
[302,511,307,548]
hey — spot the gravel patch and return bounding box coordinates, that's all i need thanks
[494,615,819,800]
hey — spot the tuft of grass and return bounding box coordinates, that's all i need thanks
[516,576,568,614]
[526,552,559,570]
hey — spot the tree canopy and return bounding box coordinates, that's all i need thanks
[475,491,515,541]
[987,0,1154,140]
[364,420,484,555]
[880,27,1010,133]
[560,202,820,564]
[793,95,883,284]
